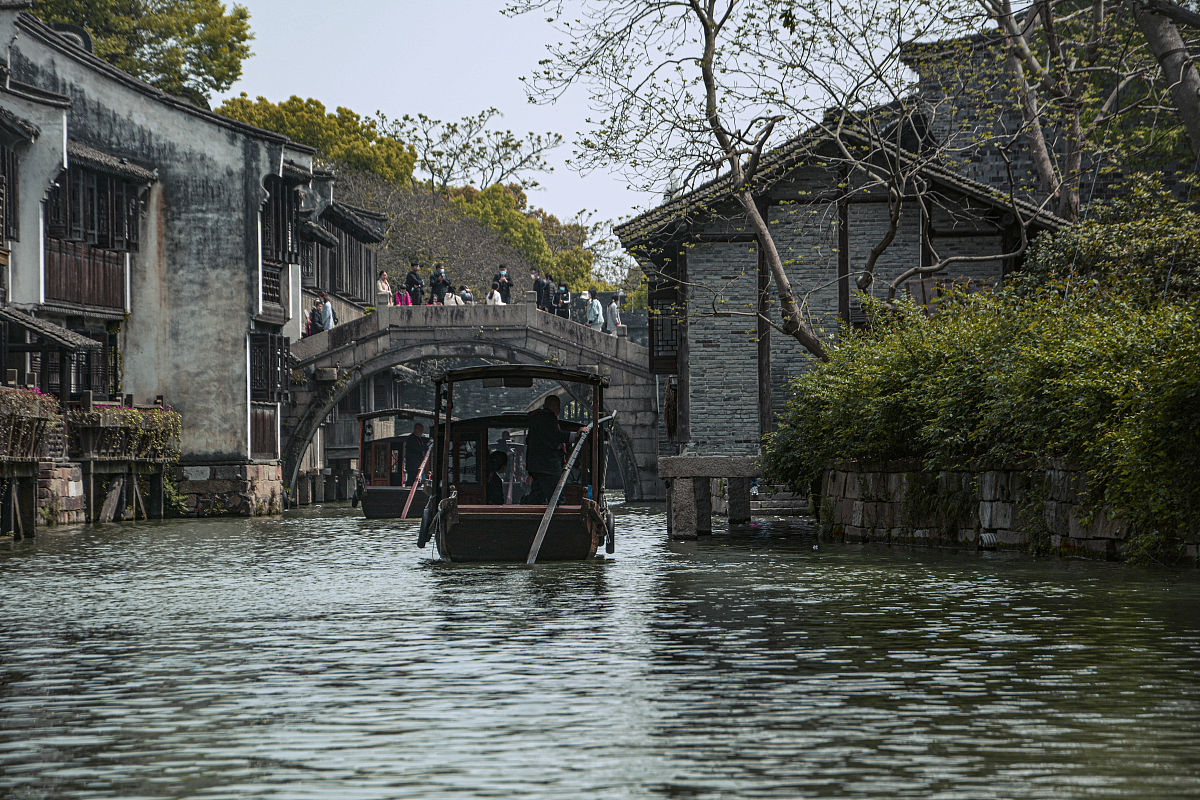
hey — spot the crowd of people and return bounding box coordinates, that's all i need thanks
[305,261,626,337]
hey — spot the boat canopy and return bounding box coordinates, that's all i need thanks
[433,364,609,388]
[356,406,438,423]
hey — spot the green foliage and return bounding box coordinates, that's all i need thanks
[216,95,415,185]
[453,184,555,271]
[763,287,1200,563]
[33,0,253,103]
[1024,178,1200,301]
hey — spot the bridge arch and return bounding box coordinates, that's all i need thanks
[283,337,647,500]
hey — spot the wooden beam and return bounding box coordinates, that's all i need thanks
[98,475,124,523]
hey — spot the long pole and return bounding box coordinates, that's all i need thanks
[527,411,616,566]
[400,442,433,519]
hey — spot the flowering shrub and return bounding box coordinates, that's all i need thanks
[0,387,60,418]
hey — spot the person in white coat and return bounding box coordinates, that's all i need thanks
[486,281,506,305]
[585,288,604,332]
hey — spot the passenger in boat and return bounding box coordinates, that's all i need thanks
[486,450,508,505]
[400,423,431,485]
[524,395,588,504]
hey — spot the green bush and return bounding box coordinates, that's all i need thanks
[763,288,1200,562]
[1022,178,1200,301]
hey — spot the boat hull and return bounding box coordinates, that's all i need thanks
[361,486,428,519]
[436,505,603,562]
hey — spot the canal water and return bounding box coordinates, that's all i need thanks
[2,501,1199,799]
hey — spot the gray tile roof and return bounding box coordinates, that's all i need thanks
[614,126,1066,245]
[67,141,157,183]
[0,306,101,350]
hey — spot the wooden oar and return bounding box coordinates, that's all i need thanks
[527,412,617,566]
[400,442,434,519]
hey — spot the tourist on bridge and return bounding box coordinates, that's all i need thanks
[459,285,474,304]
[395,287,412,306]
[431,264,452,304]
[585,288,604,332]
[444,287,465,306]
[306,296,324,336]
[405,261,424,306]
[606,293,623,335]
[375,270,393,307]
[492,264,513,304]
[486,281,506,305]
[524,395,589,504]
[532,269,548,310]
[320,292,335,331]
[554,280,571,320]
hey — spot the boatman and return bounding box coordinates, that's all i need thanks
[400,423,431,485]
[524,395,588,504]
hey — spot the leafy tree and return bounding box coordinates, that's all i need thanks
[453,184,555,271]
[33,0,253,103]
[384,108,562,195]
[216,95,415,185]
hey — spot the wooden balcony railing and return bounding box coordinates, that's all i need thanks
[45,238,124,311]
[65,400,181,462]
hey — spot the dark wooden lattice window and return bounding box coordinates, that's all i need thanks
[261,176,300,265]
[648,282,682,375]
[0,144,18,241]
[249,332,290,403]
[261,265,282,307]
[47,171,68,238]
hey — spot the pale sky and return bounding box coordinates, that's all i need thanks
[216,0,661,224]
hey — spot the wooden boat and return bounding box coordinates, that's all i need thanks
[356,407,435,519]
[417,365,615,562]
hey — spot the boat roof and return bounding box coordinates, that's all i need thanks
[448,412,584,431]
[356,406,437,422]
[434,364,609,388]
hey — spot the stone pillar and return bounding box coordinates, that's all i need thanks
[728,477,751,525]
[668,477,698,539]
[313,474,325,503]
[694,477,712,534]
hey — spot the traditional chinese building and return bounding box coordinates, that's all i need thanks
[0,4,386,516]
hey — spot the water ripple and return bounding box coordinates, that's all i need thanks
[1,502,1198,799]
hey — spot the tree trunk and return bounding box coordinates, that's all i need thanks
[1132,0,1200,159]
[737,190,828,361]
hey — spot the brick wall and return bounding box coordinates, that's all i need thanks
[686,241,761,455]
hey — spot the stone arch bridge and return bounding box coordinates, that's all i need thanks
[285,303,662,501]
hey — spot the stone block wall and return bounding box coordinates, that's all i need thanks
[820,461,1140,560]
[177,463,283,517]
[37,462,85,526]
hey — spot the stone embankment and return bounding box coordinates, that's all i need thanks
[818,461,1176,561]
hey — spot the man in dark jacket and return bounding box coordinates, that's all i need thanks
[531,270,547,310]
[430,264,452,304]
[524,395,588,504]
[405,261,424,306]
[492,264,513,304]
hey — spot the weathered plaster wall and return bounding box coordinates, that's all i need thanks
[4,15,302,462]
[0,88,65,307]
